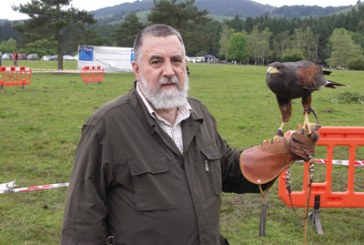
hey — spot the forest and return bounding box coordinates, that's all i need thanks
[1,0,364,69]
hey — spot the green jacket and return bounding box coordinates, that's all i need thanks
[61,83,262,245]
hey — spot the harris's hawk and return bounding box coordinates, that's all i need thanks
[266,60,345,135]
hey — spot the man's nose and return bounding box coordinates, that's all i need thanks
[162,61,175,76]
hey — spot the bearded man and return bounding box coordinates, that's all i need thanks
[61,24,318,245]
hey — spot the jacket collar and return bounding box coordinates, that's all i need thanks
[129,82,157,135]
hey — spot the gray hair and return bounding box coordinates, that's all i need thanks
[133,24,185,62]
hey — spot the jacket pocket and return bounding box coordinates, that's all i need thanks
[200,145,222,196]
[128,156,177,211]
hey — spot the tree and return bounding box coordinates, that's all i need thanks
[13,0,96,69]
[227,15,245,32]
[227,32,249,63]
[247,26,272,65]
[0,38,17,53]
[0,21,23,43]
[327,28,364,68]
[273,31,290,59]
[218,25,234,60]
[22,39,57,57]
[281,48,304,62]
[90,24,118,46]
[291,27,318,62]
[113,13,145,47]
[201,20,222,56]
[302,27,319,62]
[148,0,212,55]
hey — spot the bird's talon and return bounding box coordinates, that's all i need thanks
[276,128,284,136]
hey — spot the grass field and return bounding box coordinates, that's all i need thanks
[0,60,364,244]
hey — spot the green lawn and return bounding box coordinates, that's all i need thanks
[1,61,363,244]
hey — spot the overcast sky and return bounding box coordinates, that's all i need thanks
[0,0,358,21]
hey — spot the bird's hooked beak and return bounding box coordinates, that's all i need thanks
[267,66,279,74]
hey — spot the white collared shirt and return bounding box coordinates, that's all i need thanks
[136,83,191,153]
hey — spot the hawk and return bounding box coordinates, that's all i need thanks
[266,60,345,135]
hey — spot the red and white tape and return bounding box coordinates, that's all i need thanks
[1,159,363,194]
[1,66,32,72]
[31,68,80,73]
[0,181,69,194]
[314,159,364,167]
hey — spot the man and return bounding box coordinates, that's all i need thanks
[61,24,318,245]
[13,50,18,66]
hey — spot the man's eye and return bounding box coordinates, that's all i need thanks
[151,60,162,65]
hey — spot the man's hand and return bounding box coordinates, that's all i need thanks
[239,125,320,185]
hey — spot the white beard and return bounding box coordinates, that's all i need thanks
[139,74,189,109]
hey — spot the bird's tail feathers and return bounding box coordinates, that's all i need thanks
[326,80,346,88]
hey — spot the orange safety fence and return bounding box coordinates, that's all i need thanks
[0,66,32,89]
[278,126,364,208]
[81,66,104,83]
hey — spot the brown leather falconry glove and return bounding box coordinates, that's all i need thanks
[240,126,320,185]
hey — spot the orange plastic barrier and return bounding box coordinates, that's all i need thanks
[81,66,104,83]
[0,66,32,89]
[278,126,364,208]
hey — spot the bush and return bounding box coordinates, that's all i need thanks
[330,91,364,104]
[281,48,304,62]
[348,57,364,70]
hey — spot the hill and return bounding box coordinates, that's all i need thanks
[91,0,351,23]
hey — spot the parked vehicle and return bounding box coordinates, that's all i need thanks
[27,53,40,60]
[49,55,58,60]
[63,55,77,61]
[41,55,52,61]
[18,53,28,60]
[2,53,13,60]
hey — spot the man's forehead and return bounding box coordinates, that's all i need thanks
[141,35,184,57]
[142,34,182,44]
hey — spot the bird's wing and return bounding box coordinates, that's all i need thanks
[295,63,325,91]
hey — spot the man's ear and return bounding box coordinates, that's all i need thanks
[132,62,140,80]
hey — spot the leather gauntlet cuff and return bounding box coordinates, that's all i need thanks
[240,128,319,185]
[240,137,294,185]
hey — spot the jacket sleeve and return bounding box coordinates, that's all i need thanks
[61,120,110,244]
[219,137,273,194]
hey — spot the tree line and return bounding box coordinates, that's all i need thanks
[1,0,364,69]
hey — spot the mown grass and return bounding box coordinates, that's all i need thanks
[0,60,364,244]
